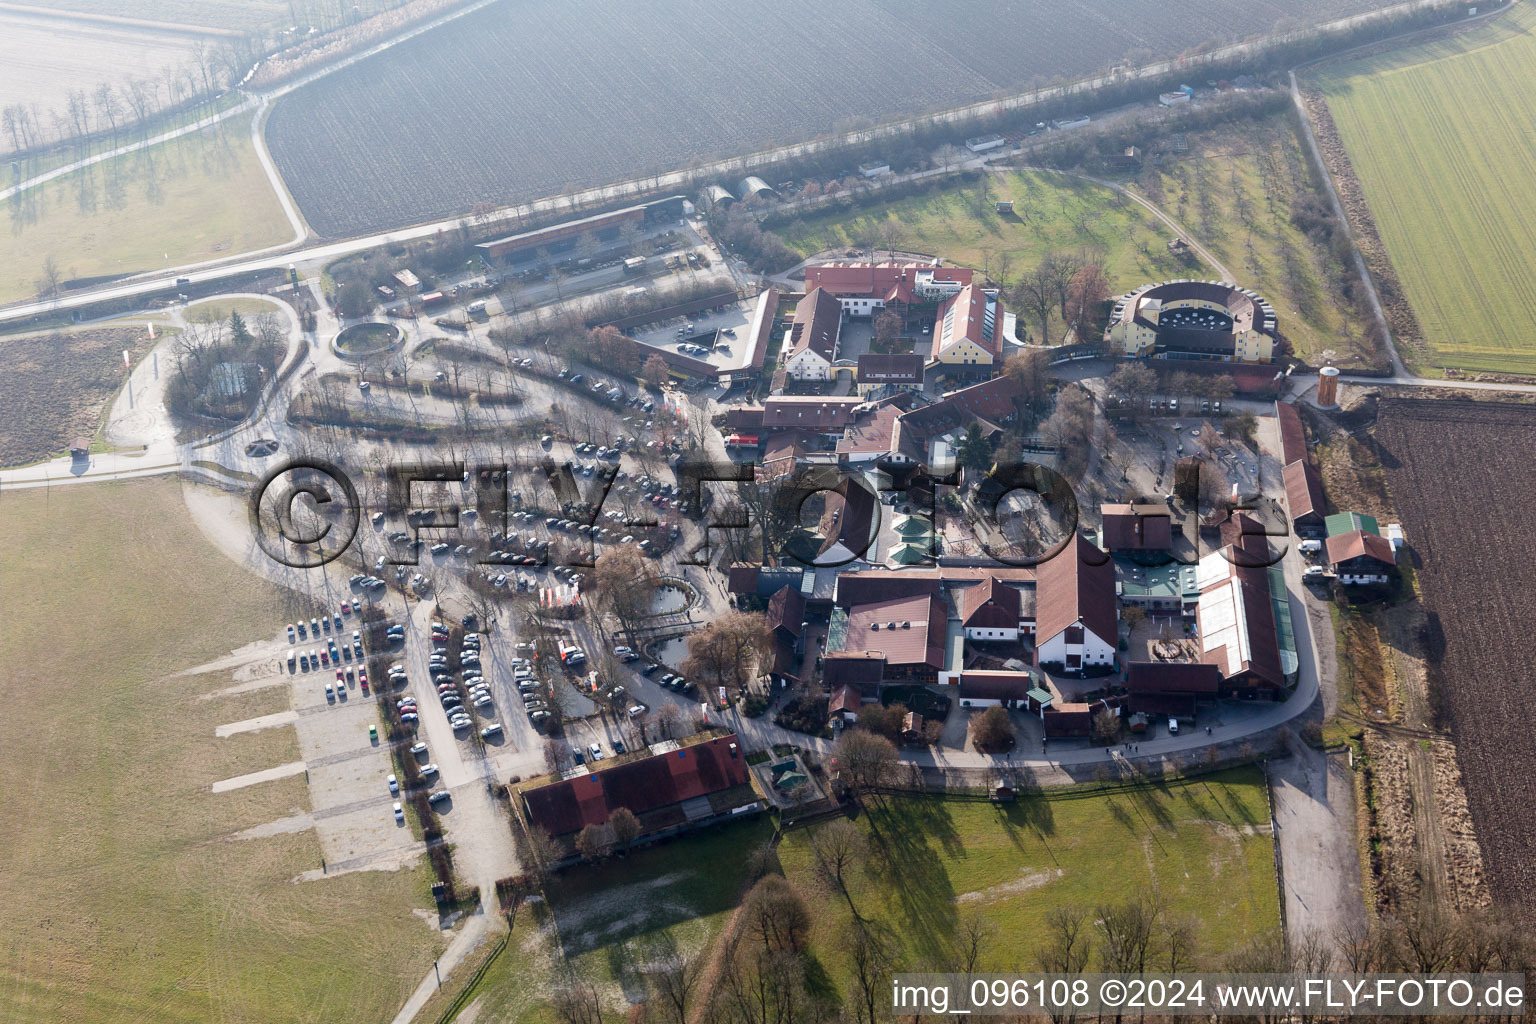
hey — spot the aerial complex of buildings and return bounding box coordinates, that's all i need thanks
[708,257,1318,745]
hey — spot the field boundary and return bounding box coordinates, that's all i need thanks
[433,926,510,1024]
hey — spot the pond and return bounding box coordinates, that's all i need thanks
[651,636,690,671]
[649,580,693,615]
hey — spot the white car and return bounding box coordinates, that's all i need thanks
[387,774,399,793]
[392,802,404,822]
[588,743,604,761]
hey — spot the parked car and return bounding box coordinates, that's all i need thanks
[393,802,404,823]
[387,774,399,794]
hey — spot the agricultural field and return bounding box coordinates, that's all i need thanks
[1,120,292,305]
[1372,397,1536,912]
[778,772,1280,985]
[781,169,1193,337]
[0,8,207,113]
[25,0,317,31]
[0,477,446,1023]
[1128,118,1372,365]
[266,0,1401,237]
[0,325,155,467]
[1313,4,1536,376]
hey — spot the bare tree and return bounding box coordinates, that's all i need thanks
[845,918,898,1024]
[574,821,613,862]
[741,874,811,954]
[808,818,866,917]
[608,807,641,853]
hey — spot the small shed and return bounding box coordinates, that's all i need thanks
[989,781,1016,803]
[68,436,90,457]
[995,200,1014,214]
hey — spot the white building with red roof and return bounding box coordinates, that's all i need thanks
[803,261,974,316]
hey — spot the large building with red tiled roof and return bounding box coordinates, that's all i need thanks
[803,261,974,315]
[841,594,948,682]
[1035,533,1119,672]
[785,287,844,380]
[519,735,760,856]
[959,576,1027,641]
[932,283,1005,367]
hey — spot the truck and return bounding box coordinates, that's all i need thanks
[419,290,447,309]
[623,256,648,275]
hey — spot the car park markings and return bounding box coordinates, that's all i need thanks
[210,760,308,793]
[215,710,299,737]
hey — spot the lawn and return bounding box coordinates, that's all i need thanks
[779,169,1194,335]
[0,478,445,1024]
[1127,119,1370,365]
[1,119,292,305]
[778,769,1279,980]
[436,816,775,1023]
[1314,4,1536,375]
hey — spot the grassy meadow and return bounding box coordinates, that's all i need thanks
[2,120,292,305]
[0,478,444,1023]
[1315,3,1536,375]
[777,769,1280,986]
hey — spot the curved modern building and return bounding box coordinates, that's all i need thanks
[1105,279,1278,364]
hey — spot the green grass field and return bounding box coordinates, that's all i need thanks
[0,478,445,1023]
[1,120,292,305]
[1316,4,1536,375]
[780,170,1192,329]
[434,816,775,1023]
[1128,120,1370,364]
[779,770,1280,981]
[437,770,1277,1021]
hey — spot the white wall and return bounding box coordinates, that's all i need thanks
[966,626,1019,641]
[1035,621,1116,668]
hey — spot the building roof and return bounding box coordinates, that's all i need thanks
[932,284,1001,361]
[1326,529,1395,567]
[842,594,947,670]
[1194,539,1284,688]
[765,585,807,637]
[822,651,887,688]
[818,477,880,559]
[1325,511,1380,538]
[1283,460,1326,523]
[836,393,919,458]
[759,395,865,432]
[856,352,925,384]
[1035,533,1118,645]
[835,570,944,608]
[787,287,842,364]
[959,576,1022,629]
[828,684,863,714]
[1124,661,1223,695]
[1100,503,1175,551]
[1275,401,1307,467]
[957,669,1042,703]
[890,375,1022,462]
[520,734,750,836]
[803,261,973,304]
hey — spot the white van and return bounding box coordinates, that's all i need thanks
[1298,539,1324,555]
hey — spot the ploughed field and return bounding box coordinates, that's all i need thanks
[1373,397,1536,910]
[266,0,1398,237]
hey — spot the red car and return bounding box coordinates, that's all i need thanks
[335,669,344,683]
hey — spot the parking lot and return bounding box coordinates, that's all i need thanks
[627,296,758,375]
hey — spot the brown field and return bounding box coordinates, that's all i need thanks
[1373,396,1536,912]
[0,326,155,466]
